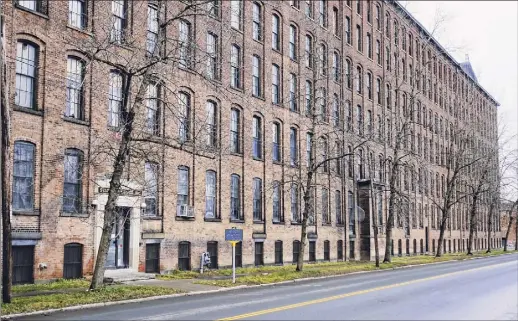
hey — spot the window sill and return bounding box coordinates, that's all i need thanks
[63,116,90,127]
[175,216,195,221]
[15,4,49,19]
[336,224,345,227]
[290,221,303,225]
[272,160,283,165]
[230,152,243,157]
[179,66,196,75]
[231,25,244,34]
[204,218,221,222]
[322,223,332,226]
[252,38,263,45]
[252,156,263,162]
[66,25,93,36]
[229,86,244,94]
[60,212,89,218]
[253,220,264,224]
[252,94,265,101]
[142,216,162,221]
[230,219,245,224]
[13,106,43,117]
[272,221,284,225]
[107,125,121,132]
[289,57,298,63]
[12,209,40,216]
[272,48,282,55]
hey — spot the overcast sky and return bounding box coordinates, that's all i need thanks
[399,0,518,196]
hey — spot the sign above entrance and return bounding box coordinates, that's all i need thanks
[96,186,142,196]
[225,229,243,242]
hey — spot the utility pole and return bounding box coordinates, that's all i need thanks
[1,2,12,303]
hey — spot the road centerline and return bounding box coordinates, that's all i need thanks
[217,261,514,321]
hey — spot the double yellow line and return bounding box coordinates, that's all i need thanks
[217,261,513,320]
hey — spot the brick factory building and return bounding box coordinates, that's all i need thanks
[1,0,503,284]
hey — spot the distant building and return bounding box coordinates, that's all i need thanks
[1,0,503,284]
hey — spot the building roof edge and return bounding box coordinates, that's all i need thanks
[391,0,500,107]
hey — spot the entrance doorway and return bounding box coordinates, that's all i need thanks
[106,207,131,269]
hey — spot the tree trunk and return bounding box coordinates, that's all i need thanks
[486,200,495,253]
[504,216,513,252]
[383,183,396,263]
[90,75,135,290]
[435,210,448,257]
[373,199,380,267]
[467,194,479,255]
[296,195,310,272]
[1,91,12,303]
[296,172,314,272]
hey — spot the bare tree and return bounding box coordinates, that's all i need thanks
[503,200,517,251]
[56,0,224,290]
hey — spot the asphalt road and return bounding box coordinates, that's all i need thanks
[12,254,518,320]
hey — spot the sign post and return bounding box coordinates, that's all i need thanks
[225,228,243,284]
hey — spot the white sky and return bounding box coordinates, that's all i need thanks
[399,0,518,197]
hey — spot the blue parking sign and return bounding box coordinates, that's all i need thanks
[225,229,243,241]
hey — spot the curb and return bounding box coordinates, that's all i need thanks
[2,252,517,320]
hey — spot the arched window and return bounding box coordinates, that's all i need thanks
[376,78,381,104]
[252,2,262,40]
[15,42,39,109]
[345,59,352,88]
[205,101,217,147]
[356,25,362,51]
[305,80,313,114]
[345,16,351,44]
[205,170,217,219]
[290,127,298,166]
[108,71,123,127]
[252,55,261,97]
[145,82,161,135]
[272,122,282,162]
[366,33,372,58]
[289,24,298,60]
[305,34,313,68]
[356,66,362,93]
[178,91,191,142]
[230,174,241,220]
[12,141,36,211]
[253,177,263,221]
[272,13,281,50]
[319,43,327,76]
[271,64,280,104]
[65,56,86,120]
[332,94,340,127]
[230,108,241,153]
[63,148,84,213]
[252,116,263,159]
[376,40,381,65]
[332,51,340,81]
[366,72,372,99]
[272,181,282,222]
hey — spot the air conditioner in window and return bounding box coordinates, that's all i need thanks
[177,204,194,217]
